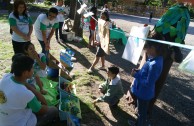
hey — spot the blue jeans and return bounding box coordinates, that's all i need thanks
[55,22,64,40]
[137,98,150,126]
[38,40,46,54]
[38,40,49,62]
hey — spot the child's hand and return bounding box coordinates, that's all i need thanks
[45,43,50,50]
[40,89,47,95]
[32,51,39,60]
[94,41,100,46]
[28,51,34,59]
[131,68,139,77]
[98,88,103,93]
[22,34,30,41]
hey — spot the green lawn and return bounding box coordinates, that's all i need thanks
[0,14,8,23]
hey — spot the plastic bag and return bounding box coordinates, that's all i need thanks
[178,50,194,75]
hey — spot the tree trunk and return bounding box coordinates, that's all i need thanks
[72,0,83,37]
[69,0,76,19]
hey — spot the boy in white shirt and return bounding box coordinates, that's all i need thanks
[0,55,58,126]
[34,7,59,55]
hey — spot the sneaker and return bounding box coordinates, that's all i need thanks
[87,68,93,73]
[71,57,76,62]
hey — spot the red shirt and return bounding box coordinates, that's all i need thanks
[90,18,96,30]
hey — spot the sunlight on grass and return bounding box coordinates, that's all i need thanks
[0,14,8,23]
[0,42,14,60]
[72,70,104,86]
[0,41,13,78]
[29,3,52,9]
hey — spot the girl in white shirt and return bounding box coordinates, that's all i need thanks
[9,0,33,54]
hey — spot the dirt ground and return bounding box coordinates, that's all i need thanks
[0,11,194,126]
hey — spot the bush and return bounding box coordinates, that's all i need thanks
[189,7,194,19]
[44,0,52,6]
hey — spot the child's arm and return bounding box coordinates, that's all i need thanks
[131,68,139,77]
[134,64,160,87]
[35,75,47,95]
[95,85,119,103]
[98,80,109,94]
[33,51,46,70]
[25,82,47,105]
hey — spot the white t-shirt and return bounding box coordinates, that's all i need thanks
[34,14,59,41]
[34,53,47,77]
[9,12,33,42]
[27,53,47,85]
[54,5,66,22]
[0,76,36,126]
[103,8,109,13]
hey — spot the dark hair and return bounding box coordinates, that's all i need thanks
[90,6,97,19]
[23,42,34,55]
[12,53,25,62]
[144,32,165,55]
[108,65,119,75]
[13,0,28,19]
[11,53,25,73]
[101,11,110,21]
[11,55,34,76]
[104,4,108,8]
[48,7,58,15]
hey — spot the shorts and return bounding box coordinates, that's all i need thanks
[96,46,106,57]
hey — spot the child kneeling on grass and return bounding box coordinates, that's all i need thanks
[93,65,124,107]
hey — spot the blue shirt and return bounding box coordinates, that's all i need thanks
[131,56,163,100]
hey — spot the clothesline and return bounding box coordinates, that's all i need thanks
[78,0,194,50]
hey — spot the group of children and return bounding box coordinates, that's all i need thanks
[9,0,68,55]
[88,1,191,126]
[0,54,58,126]
[1,0,193,126]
